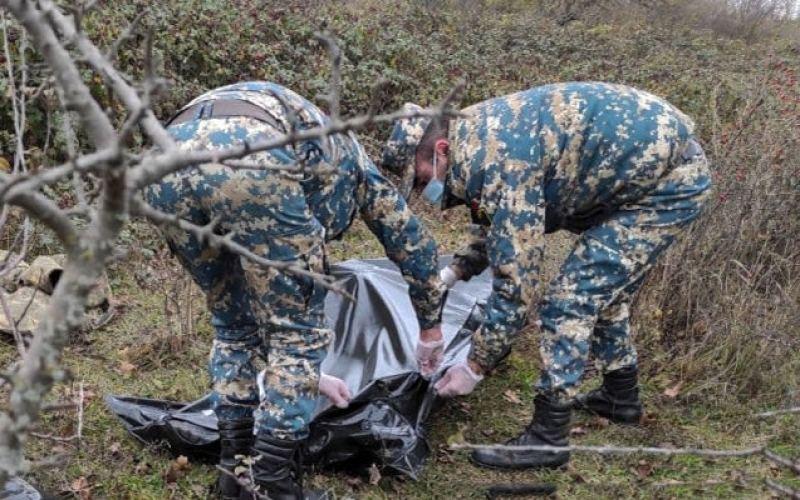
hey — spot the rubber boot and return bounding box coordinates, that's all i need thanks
[471,393,571,470]
[217,418,254,499]
[573,365,643,424]
[250,432,325,500]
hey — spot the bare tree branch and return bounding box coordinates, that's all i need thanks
[764,449,800,475]
[0,175,79,248]
[39,0,175,150]
[132,105,463,189]
[0,289,27,357]
[131,198,354,299]
[104,9,146,63]
[765,478,800,498]
[449,442,766,458]
[4,0,116,150]
[315,30,342,121]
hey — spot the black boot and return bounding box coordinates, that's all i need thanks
[250,432,324,500]
[573,365,643,424]
[471,393,571,470]
[217,418,254,499]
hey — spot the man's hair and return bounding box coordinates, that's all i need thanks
[415,116,449,164]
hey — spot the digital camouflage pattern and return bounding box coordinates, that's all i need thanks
[146,81,444,438]
[380,103,430,199]
[441,82,711,399]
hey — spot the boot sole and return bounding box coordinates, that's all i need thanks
[469,454,570,471]
[573,404,642,425]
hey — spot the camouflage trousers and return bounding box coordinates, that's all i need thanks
[535,141,712,399]
[145,116,331,439]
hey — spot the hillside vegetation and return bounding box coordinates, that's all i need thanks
[0,0,798,498]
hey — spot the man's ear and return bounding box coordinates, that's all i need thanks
[434,138,450,156]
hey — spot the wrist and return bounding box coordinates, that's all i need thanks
[420,325,443,343]
[439,265,460,288]
[467,358,485,376]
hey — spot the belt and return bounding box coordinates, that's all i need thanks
[168,99,282,130]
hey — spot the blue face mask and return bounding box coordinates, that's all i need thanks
[422,149,444,206]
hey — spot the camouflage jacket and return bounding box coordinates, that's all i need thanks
[445,82,697,369]
[180,81,445,329]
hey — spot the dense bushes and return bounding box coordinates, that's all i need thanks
[0,0,782,157]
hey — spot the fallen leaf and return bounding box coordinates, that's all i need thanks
[345,475,363,488]
[588,416,610,429]
[445,428,465,446]
[164,456,190,484]
[569,426,587,436]
[109,441,122,457]
[569,470,586,484]
[636,459,654,479]
[368,463,381,485]
[663,381,684,399]
[437,451,454,464]
[134,461,151,475]
[503,389,522,404]
[639,412,657,426]
[119,360,137,375]
[70,476,92,500]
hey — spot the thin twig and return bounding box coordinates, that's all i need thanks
[104,9,147,63]
[29,431,80,443]
[0,217,32,279]
[765,478,800,498]
[215,465,268,500]
[449,442,766,457]
[29,382,84,445]
[76,382,84,447]
[764,449,800,475]
[314,30,342,121]
[756,407,800,418]
[40,402,78,412]
[0,289,27,357]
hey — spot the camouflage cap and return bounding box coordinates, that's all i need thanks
[380,103,430,199]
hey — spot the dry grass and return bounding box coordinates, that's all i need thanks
[638,61,800,406]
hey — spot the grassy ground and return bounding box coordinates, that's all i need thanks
[1,213,798,499]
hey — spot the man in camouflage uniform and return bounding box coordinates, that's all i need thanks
[146,81,445,498]
[382,82,711,470]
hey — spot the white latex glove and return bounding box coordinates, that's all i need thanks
[416,335,445,378]
[434,362,484,397]
[318,373,352,408]
[439,265,459,289]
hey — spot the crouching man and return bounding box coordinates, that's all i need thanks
[381,82,711,470]
[146,81,446,498]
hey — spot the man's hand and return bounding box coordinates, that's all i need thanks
[439,265,461,289]
[434,362,484,397]
[416,324,445,378]
[319,373,352,408]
